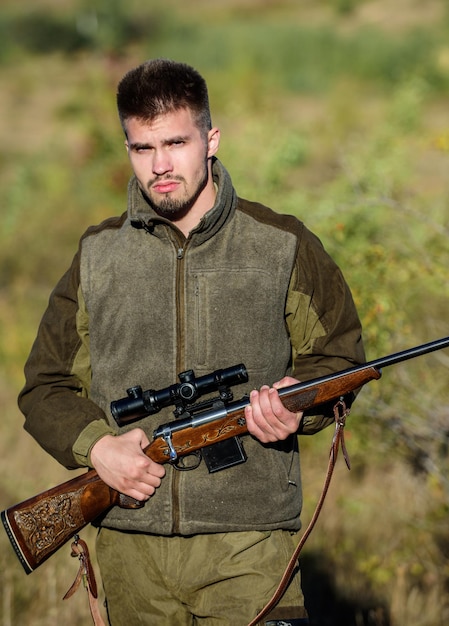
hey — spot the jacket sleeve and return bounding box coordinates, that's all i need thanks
[18,248,116,470]
[285,225,365,434]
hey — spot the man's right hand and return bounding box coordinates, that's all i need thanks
[90,428,166,501]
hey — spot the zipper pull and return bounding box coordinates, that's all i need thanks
[177,247,184,260]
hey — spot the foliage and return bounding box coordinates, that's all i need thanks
[1,1,449,624]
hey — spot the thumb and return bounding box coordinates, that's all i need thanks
[129,427,151,449]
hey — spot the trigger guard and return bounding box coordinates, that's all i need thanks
[173,451,202,471]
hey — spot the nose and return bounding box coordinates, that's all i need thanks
[152,149,173,176]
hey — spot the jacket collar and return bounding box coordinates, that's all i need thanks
[127,158,237,244]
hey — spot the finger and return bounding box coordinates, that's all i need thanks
[256,387,289,431]
[125,471,164,500]
[128,427,151,449]
[272,376,299,390]
[267,388,303,437]
[256,387,301,439]
[267,387,291,422]
[245,389,278,442]
[149,461,166,479]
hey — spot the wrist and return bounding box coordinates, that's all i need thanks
[72,420,117,468]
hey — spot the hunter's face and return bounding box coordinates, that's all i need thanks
[125,108,220,219]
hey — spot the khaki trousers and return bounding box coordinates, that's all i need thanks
[96,528,309,625]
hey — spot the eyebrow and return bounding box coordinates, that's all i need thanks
[128,134,191,151]
[128,141,150,151]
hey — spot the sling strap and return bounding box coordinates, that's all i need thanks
[63,535,107,626]
[248,398,351,626]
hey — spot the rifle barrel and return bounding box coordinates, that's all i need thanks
[365,335,449,370]
[277,335,449,401]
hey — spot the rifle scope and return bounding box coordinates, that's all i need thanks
[111,363,248,427]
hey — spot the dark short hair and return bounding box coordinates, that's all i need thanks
[117,58,212,137]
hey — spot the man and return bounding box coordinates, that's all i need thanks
[19,58,365,625]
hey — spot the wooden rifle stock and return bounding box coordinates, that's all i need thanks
[3,336,449,574]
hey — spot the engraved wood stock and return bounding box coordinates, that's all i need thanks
[3,335,448,574]
[1,470,118,573]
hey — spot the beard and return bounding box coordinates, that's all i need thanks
[143,164,209,220]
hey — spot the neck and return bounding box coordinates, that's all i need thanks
[172,191,216,237]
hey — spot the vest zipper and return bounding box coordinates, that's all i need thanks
[172,235,188,534]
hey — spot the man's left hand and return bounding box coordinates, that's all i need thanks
[244,376,302,443]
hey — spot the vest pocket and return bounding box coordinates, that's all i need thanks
[191,268,280,372]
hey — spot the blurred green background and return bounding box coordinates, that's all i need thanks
[1,1,448,624]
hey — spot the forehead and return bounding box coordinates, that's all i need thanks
[125,108,200,141]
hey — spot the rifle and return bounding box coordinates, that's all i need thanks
[2,336,449,574]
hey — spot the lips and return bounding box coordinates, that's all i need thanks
[152,181,180,194]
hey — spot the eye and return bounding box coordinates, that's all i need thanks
[128,143,153,154]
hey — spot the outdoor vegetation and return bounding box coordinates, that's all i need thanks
[0,0,448,624]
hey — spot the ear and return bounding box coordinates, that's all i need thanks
[207,127,220,158]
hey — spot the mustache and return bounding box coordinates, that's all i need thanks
[148,174,186,187]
